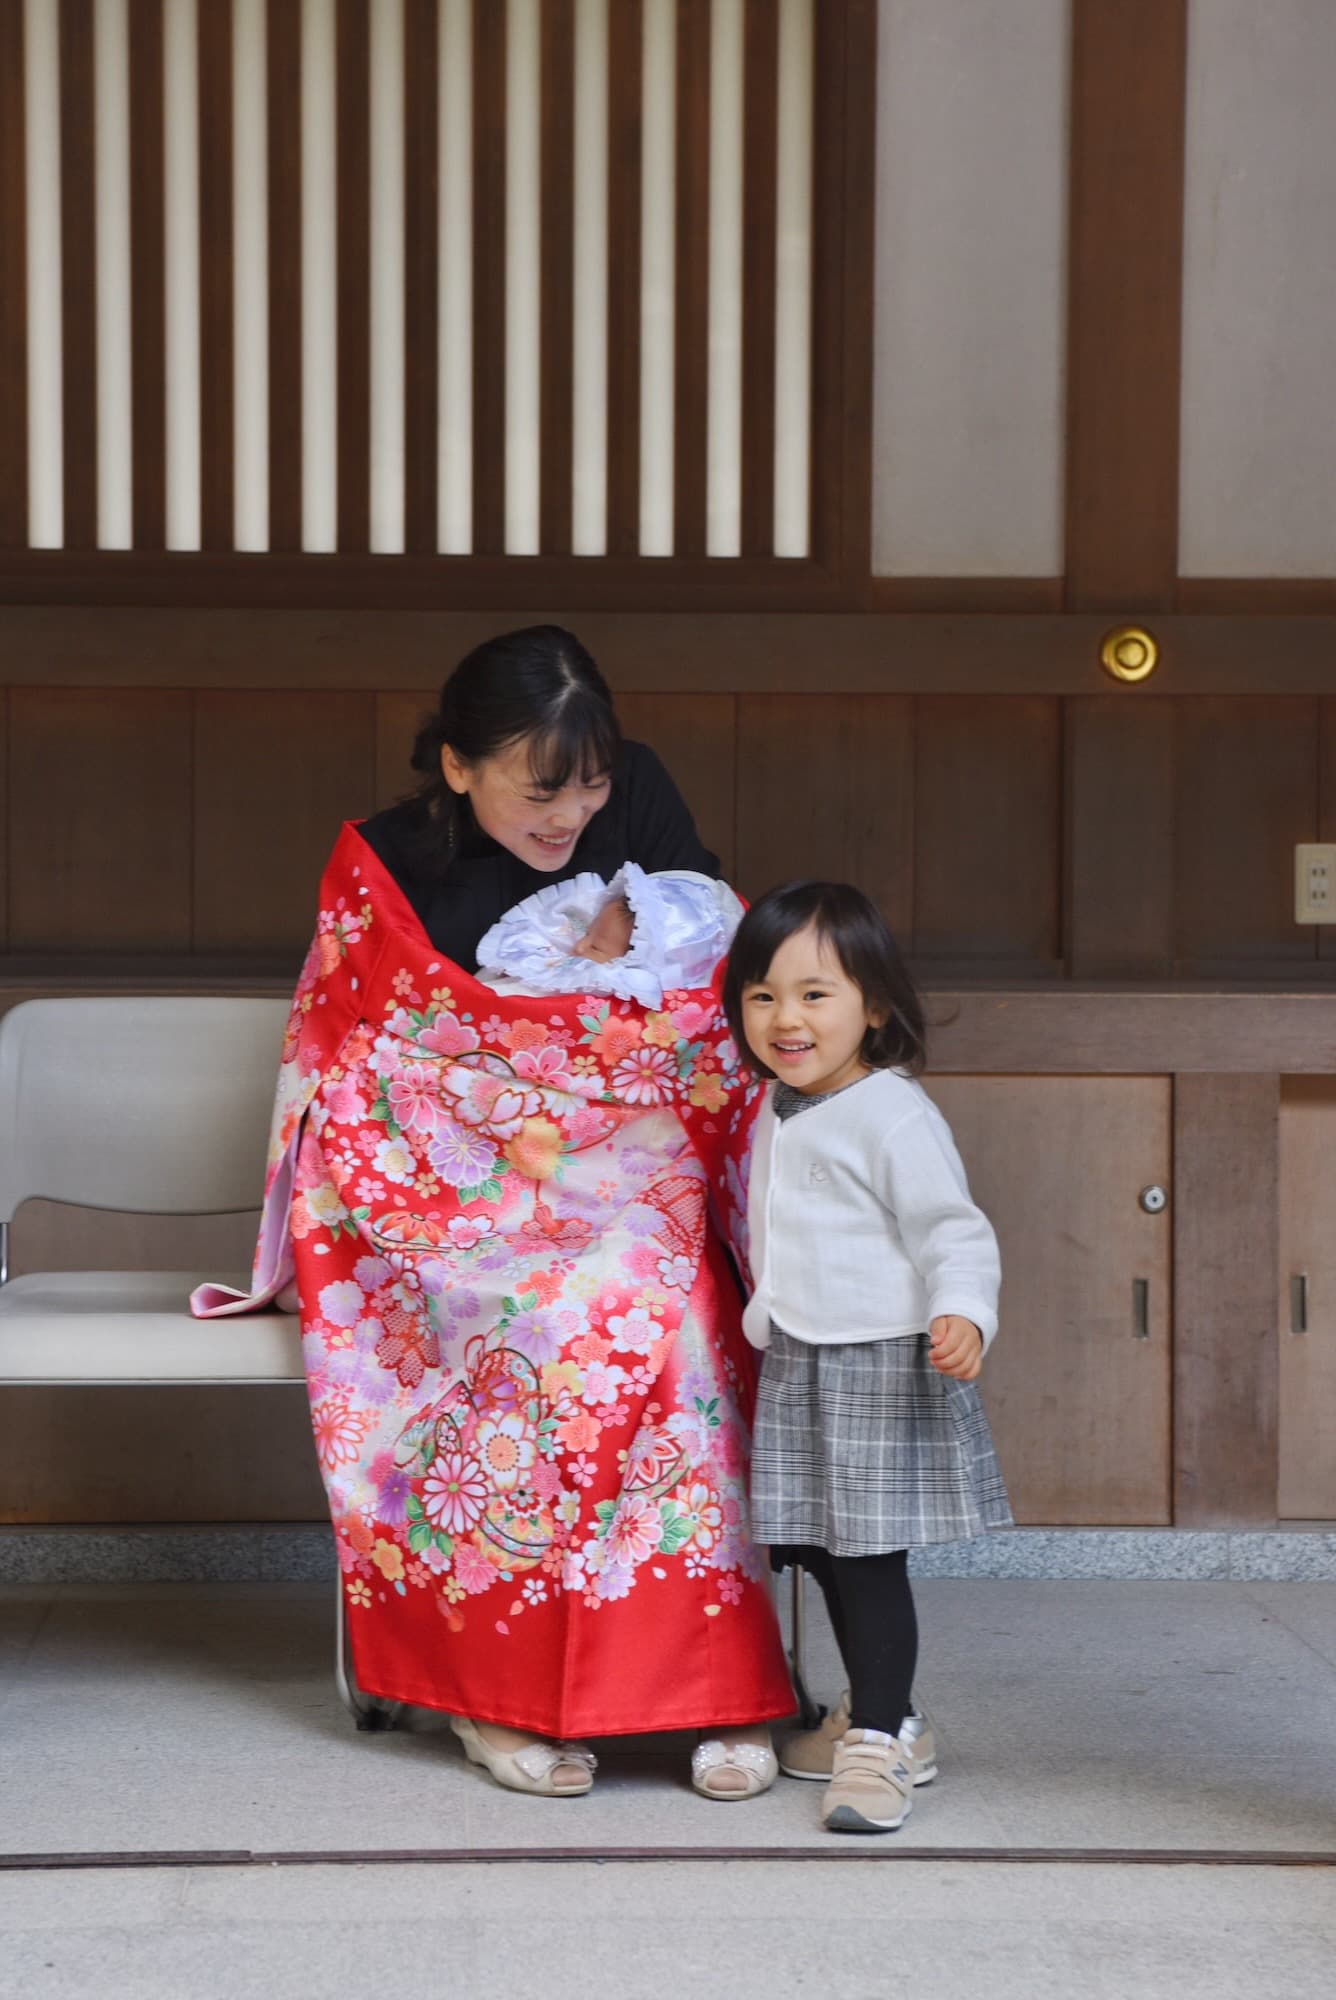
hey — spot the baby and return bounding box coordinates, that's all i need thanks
[474,865,744,1006]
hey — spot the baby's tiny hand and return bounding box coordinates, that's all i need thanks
[929,1315,983,1381]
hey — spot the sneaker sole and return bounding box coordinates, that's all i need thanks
[782,1758,937,1786]
[823,1801,912,1834]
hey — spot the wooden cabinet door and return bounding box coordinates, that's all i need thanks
[1278,1080,1336,1520]
[922,1076,1172,1525]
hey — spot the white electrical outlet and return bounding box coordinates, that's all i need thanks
[1295,844,1336,923]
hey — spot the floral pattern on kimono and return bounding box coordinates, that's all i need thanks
[195,824,792,1738]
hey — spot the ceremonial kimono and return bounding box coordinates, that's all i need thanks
[195,824,793,1739]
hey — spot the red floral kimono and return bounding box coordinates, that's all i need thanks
[196,824,793,1738]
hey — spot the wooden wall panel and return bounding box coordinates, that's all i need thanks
[375,690,430,808]
[1174,697,1318,967]
[1065,0,1187,611]
[735,694,912,921]
[193,691,378,951]
[9,688,192,950]
[0,0,26,549]
[1065,698,1174,978]
[913,696,1060,964]
[1277,1079,1336,1520]
[617,691,737,884]
[928,1074,1172,1525]
[1174,1072,1279,1526]
[1318,697,1336,966]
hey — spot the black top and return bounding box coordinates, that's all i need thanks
[358,738,720,968]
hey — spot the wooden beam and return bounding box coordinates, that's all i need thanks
[1064,0,1188,612]
[605,0,643,557]
[336,0,371,552]
[129,0,166,549]
[672,0,710,558]
[739,0,777,557]
[539,0,575,555]
[471,0,506,553]
[0,0,27,547]
[402,0,439,555]
[59,0,98,549]
[267,0,303,551]
[198,0,234,551]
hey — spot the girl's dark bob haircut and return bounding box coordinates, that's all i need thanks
[407,625,620,858]
[722,880,926,1079]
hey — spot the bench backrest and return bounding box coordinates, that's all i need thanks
[0,996,290,1221]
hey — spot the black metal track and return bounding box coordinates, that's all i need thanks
[2,1847,1335,1872]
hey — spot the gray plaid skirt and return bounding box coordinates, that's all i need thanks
[750,1325,1013,1556]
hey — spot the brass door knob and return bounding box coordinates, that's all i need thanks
[1100,627,1159,684]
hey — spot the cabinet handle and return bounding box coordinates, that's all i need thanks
[1132,1277,1150,1339]
[1290,1274,1309,1335]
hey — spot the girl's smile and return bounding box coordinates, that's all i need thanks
[741,923,885,1096]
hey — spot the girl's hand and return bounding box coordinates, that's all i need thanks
[929,1315,984,1381]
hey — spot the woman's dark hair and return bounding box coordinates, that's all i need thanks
[407,625,620,856]
[722,880,926,1078]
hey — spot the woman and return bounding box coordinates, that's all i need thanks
[199,627,792,1800]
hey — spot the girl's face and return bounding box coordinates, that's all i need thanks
[440,734,612,871]
[740,922,884,1097]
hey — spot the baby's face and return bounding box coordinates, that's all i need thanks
[574,896,634,962]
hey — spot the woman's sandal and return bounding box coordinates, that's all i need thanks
[451,1715,598,1797]
[691,1733,779,1800]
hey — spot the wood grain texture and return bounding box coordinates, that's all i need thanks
[605,0,643,558]
[672,0,711,558]
[1065,697,1174,978]
[912,696,1061,963]
[1277,1079,1336,1519]
[616,691,737,882]
[928,1075,1172,1525]
[735,693,912,921]
[403,0,439,556]
[0,0,27,547]
[539,0,575,555]
[13,609,1336,696]
[825,0,874,586]
[925,991,1336,1077]
[1318,697,1336,965]
[471,0,506,553]
[192,690,378,950]
[198,0,235,551]
[739,0,777,558]
[267,0,303,551]
[59,0,98,549]
[1064,0,1188,611]
[336,0,371,552]
[375,688,431,807]
[1174,698,1318,968]
[1173,1072,1279,1526]
[8,688,193,950]
[129,0,167,549]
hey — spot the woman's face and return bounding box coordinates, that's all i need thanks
[440,734,613,871]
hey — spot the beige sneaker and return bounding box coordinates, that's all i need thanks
[780,1692,937,1784]
[821,1728,915,1833]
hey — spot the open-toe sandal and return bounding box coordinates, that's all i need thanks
[451,1715,597,1796]
[691,1735,778,1800]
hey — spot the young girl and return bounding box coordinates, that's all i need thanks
[723,881,1011,1833]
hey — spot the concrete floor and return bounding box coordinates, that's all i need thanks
[2,1578,1335,1997]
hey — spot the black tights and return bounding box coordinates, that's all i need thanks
[779,1543,918,1739]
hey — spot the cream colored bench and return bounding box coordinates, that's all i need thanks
[0,994,397,1726]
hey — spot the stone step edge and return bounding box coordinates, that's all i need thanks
[2,1525,1336,1585]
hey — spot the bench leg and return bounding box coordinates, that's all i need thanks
[333,1572,405,1732]
[788,1564,825,1731]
